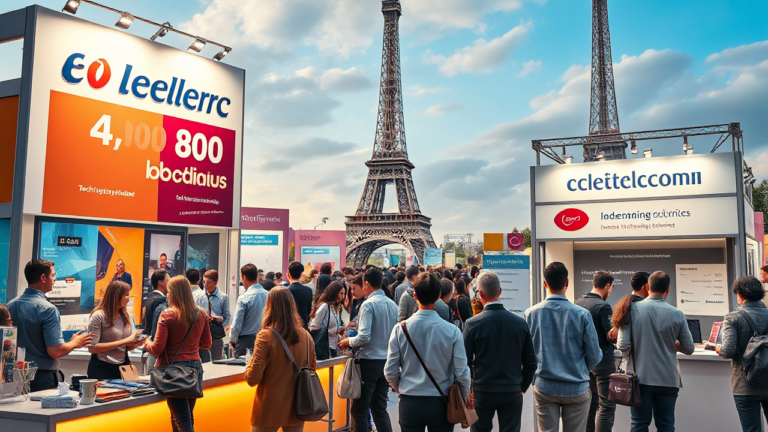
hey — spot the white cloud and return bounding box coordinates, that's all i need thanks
[408,85,448,97]
[319,67,374,92]
[423,103,464,117]
[705,40,768,70]
[424,22,533,76]
[180,0,378,57]
[518,59,542,77]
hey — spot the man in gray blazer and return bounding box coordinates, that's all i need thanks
[617,271,695,432]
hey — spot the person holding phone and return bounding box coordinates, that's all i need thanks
[87,281,144,380]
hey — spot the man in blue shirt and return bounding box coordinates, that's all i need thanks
[194,269,230,361]
[339,267,398,432]
[385,272,471,431]
[230,264,268,357]
[525,262,602,432]
[8,260,93,392]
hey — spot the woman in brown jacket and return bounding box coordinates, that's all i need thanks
[245,287,317,432]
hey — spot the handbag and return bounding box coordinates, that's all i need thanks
[270,328,329,421]
[608,322,642,406]
[310,305,332,361]
[336,355,362,399]
[207,294,226,339]
[150,310,203,399]
[401,322,477,427]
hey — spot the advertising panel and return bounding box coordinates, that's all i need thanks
[484,233,525,251]
[240,231,284,274]
[482,255,531,316]
[534,152,737,204]
[301,246,341,272]
[445,251,456,268]
[240,208,290,275]
[424,248,442,266]
[25,9,244,228]
[187,233,220,271]
[676,264,729,316]
[0,96,18,204]
[390,254,400,267]
[535,196,739,240]
[294,230,347,269]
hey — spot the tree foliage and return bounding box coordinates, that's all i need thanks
[754,179,768,215]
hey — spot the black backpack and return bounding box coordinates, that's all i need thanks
[737,310,768,387]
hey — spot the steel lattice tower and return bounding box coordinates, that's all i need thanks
[345,0,437,268]
[584,0,627,161]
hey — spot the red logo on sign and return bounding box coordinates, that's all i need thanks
[554,208,589,231]
[507,233,524,250]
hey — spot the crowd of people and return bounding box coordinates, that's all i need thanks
[2,258,768,432]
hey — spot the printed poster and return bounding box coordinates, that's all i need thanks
[676,264,729,316]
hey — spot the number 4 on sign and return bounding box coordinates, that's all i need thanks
[90,114,122,150]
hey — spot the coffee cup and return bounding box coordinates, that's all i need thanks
[80,379,97,405]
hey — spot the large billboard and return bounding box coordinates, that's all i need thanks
[24,9,244,228]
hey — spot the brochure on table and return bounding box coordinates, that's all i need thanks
[675,264,729,316]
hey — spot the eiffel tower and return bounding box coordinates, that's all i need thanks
[584,0,627,161]
[346,0,437,268]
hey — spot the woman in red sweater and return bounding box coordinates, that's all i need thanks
[146,275,212,432]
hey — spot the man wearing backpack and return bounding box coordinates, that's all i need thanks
[717,276,768,432]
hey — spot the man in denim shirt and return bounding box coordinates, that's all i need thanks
[194,269,230,361]
[229,264,268,358]
[525,262,602,432]
[8,260,93,392]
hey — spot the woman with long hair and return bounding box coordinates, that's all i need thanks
[0,303,11,326]
[246,288,317,432]
[87,281,142,380]
[390,271,405,298]
[309,280,346,358]
[146,276,212,432]
[448,278,474,326]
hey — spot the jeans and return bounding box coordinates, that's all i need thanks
[533,387,591,432]
[472,391,523,432]
[351,359,392,432]
[399,395,454,432]
[587,364,616,432]
[30,369,59,393]
[733,395,768,432]
[629,384,679,432]
[165,361,204,432]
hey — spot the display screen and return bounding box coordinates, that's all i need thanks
[187,233,220,271]
[37,220,185,330]
[0,219,10,303]
[38,221,149,333]
[240,230,283,274]
[301,246,341,273]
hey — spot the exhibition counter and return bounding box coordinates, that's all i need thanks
[57,349,144,380]
[613,348,739,432]
[0,357,349,432]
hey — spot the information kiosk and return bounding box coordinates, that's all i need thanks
[530,124,757,431]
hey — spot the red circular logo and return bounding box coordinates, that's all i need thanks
[554,208,589,231]
[508,234,522,249]
[87,59,111,89]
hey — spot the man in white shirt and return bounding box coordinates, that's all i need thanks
[385,272,472,431]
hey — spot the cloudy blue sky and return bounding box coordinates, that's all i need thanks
[2,0,767,243]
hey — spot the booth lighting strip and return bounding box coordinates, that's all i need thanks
[62,0,232,62]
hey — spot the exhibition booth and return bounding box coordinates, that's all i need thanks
[294,230,347,272]
[239,207,290,278]
[531,147,758,431]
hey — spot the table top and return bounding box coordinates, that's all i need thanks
[0,356,347,424]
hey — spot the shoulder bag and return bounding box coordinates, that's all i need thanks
[401,322,478,427]
[310,305,332,361]
[207,294,226,339]
[336,351,362,399]
[608,321,642,406]
[151,310,203,398]
[271,328,329,421]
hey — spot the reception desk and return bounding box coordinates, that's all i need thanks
[0,357,349,432]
